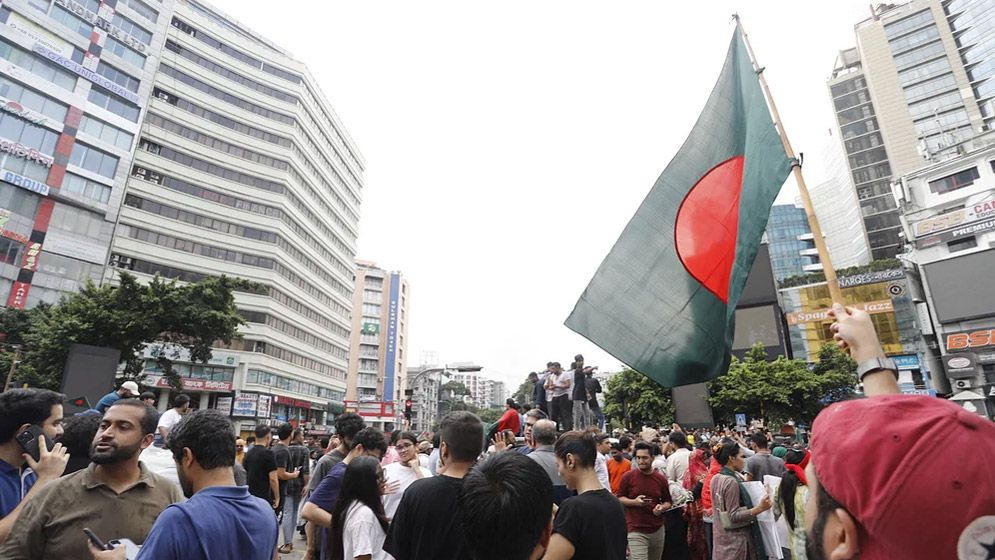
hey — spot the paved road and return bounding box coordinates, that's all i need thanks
[278,532,309,560]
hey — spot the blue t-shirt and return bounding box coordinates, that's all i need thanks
[307,460,347,560]
[95,391,121,413]
[0,458,35,518]
[137,485,277,560]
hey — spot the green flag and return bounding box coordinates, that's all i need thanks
[565,26,792,387]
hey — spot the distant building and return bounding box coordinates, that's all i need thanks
[766,204,820,281]
[809,138,872,269]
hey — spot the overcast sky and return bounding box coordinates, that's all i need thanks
[210,1,876,390]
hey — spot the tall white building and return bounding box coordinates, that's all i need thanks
[809,135,872,269]
[106,0,364,437]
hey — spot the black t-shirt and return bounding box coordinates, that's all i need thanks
[585,377,602,409]
[553,489,627,560]
[384,475,467,560]
[243,446,277,503]
[571,368,587,401]
[272,443,290,499]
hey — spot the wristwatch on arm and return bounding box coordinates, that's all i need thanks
[856,357,898,383]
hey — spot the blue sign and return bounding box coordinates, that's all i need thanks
[735,413,746,427]
[893,354,921,370]
[382,273,400,402]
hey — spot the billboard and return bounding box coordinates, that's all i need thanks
[738,244,778,307]
[383,273,400,402]
[922,249,995,323]
[60,345,121,415]
[672,383,715,428]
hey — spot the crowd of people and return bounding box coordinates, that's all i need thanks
[0,304,992,559]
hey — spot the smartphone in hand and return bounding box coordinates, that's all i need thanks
[16,425,53,463]
[84,528,112,551]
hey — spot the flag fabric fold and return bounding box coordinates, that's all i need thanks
[565,26,792,387]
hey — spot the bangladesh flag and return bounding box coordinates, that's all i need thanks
[565,26,792,387]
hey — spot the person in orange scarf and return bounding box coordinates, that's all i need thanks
[606,442,631,493]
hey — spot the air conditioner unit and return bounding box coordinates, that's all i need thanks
[953,379,973,390]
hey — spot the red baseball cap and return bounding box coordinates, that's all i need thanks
[810,394,995,559]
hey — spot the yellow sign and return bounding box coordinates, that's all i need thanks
[786,300,894,325]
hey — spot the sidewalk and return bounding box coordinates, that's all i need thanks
[278,532,309,560]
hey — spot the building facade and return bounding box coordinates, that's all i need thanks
[830,0,995,260]
[766,204,820,281]
[106,0,363,437]
[449,365,503,410]
[344,261,409,431]
[809,137,872,269]
[0,0,170,309]
[897,138,995,416]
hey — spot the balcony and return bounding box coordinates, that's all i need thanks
[803,262,825,272]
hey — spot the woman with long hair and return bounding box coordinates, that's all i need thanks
[683,444,711,560]
[543,430,628,560]
[773,448,810,560]
[329,456,393,560]
[710,439,771,560]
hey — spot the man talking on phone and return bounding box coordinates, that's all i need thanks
[0,399,183,559]
[0,388,68,544]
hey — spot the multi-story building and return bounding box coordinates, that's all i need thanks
[829,0,995,260]
[896,137,995,415]
[105,0,365,437]
[766,204,821,281]
[809,137,872,269]
[344,261,409,431]
[449,364,504,410]
[0,0,170,309]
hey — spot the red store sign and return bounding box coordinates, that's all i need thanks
[272,395,311,409]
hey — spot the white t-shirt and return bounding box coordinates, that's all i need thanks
[594,452,611,491]
[381,461,432,519]
[343,501,393,560]
[665,447,691,483]
[157,408,182,432]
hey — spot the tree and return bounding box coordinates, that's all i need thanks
[512,377,535,407]
[476,408,503,424]
[10,272,253,391]
[440,380,470,397]
[603,368,675,432]
[707,343,857,426]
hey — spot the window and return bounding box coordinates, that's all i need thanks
[893,40,945,69]
[50,5,92,39]
[898,57,951,86]
[88,88,141,122]
[928,167,981,194]
[889,25,940,55]
[947,236,978,252]
[62,173,112,204]
[117,0,158,23]
[830,76,867,98]
[158,65,294,125]
[79,116,134,151]
[0,113,58,180]
[103,37,146,69]
[96,61,140,93]
[110,12,152,45]
[913,109,970,137]
[144,113,288,169]
[151,88,291,146]
[69,143,119,179]
[0,76,68,122]
[903,73,956,103]
[907,91,964,120]
[49,204,103,239]
[885,10,934,39]
[0,38,76,91]
[164,40,297,103]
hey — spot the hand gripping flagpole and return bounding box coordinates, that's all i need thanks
[733,14,844,304]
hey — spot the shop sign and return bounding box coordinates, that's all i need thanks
[945,328,995,352]
[892,354,921,370]
[143,375,233,392]
[272,395,311,409]
[215,396,232,416]
[232,393,258,417]
[53,0,149,53]
[1,168,51,196]
[257,395,272,419]
[142,344,239,366]
[912,196,995,237]
[0,137,54,168]
[943,353,980,379]
[4,11,74,58]
[836,269,904,288]
[5,280,30,309]
[361,322,380,335]
[918,217,995,248]
[20,242,41,272]
[32,44,140,104]
[308,424,330,435]
[0,96,48,127]
[786,300,894,325]
[343,400,396,418]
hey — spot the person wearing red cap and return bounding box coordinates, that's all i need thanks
[772,448,809,560]
[802,304,995,559]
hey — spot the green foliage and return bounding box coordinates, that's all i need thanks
[475,408,503,424]
[7,272,253,391]
[707,343,857,426]
[777,258,902,289]
[512,378,535,407]
[440,380,470,397]
[603,368,675,432]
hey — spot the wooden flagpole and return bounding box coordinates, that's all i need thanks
[734,14,844,304]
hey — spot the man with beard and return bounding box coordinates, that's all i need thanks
[0,399,182,559]
[801,304,995,560]
[88,410,277,559]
